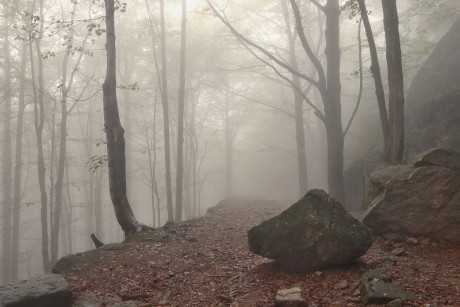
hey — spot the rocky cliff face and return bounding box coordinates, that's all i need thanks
[345,17,460,211]
[406,17,460,114]
[405,17,460,154]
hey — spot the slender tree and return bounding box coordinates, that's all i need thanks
[381,0,405,163]
[103,0,149,235]
[224,92,234,197]
[207,0,346,203]
[51,2,89,265]
[11,38,29,282]
[175,0,187,222]
[29,0,51,273]
[2,1,13,282]
[159,0,174,222]
[356,0,389,147]
[280,0,308,196]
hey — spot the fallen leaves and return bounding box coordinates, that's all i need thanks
[63,198,460,306]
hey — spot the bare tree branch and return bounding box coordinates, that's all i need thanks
[289,0,327,94]
[344,18,364,137]
[205,0,321,88]
[309,0,326,13]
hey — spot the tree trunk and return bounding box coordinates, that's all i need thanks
[175,0,187,222]
[323,0,345,204]
[2,16,13,283]
[357,0,389,148]
[11,40,28,281]
[381,0,404,163]
[51,3,81,264]
[94,171,103,237]
[64,159,73,254]
[159,0,174,222]
[280,0,308,197]
[30,0,51,273]
[103,0,147,236]
[50,103,67,265]
[288,0,345,204]
[224,93,233,197]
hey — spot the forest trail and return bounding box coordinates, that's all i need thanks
[63,198,460,306]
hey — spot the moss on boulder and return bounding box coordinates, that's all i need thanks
[248,189,373,272]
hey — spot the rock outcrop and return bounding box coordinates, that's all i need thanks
[0,274,72,307]
[405,17,460,154]
[248,189,373,272]
[406,17,460,113]
[344,17,460,210]
[363,148,460,240]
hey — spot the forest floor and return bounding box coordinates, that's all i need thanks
[63,198,460,306]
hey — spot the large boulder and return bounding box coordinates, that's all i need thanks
[0,274,72,307]
[248,189,373,272]
[363,148,460,240]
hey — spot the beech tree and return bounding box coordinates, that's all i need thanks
[207,0,346,203]
[354,0,404,163]
[2,0,13,282]
[175,0,187,222]
[29,0,51,273]
[356,0,389,148]
[381,0,405,163]
[159,0,174,222]
[103,0,149,235]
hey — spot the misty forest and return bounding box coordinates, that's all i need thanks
[1,0,460,306]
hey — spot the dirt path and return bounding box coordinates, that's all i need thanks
[63,198,460,306]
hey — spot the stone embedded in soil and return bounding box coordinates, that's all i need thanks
[0,274,72,307]
[337,280,348,289]
[407,237,419,244]
[387,299,403,307]
[391,248,406,256]
[360,280,419,305]
[275,287,308,307]
[362,268,392,283]
[248,189,374,273]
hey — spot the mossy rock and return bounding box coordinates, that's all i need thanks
[248,189,374,273]
[52,250,100,274]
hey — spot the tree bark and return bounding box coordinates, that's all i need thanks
[2,11,13,283]
[64,159,73,255]
[159,0,174,222]
[103,0,148,236]
[94,171,104,237]
[175,0,187,222]
[291,0,345,203]
[224,93,233,197]
[30,0,51,273]
[357,0,389,148]
[11,40,29,281]
[323,0,345,204]
[381,0,404,163]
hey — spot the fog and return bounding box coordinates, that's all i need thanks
[1,0,459,282]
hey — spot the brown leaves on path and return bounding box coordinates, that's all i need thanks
[63,198,460,306]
